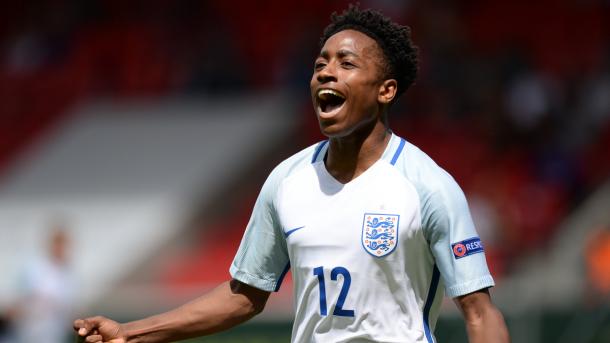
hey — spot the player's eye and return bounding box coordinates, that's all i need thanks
[314,61,327,71]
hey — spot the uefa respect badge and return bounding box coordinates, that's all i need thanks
[451,237,484,259]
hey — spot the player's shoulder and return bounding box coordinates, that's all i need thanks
[389,134,470,219]
[272,140,324,177]
[261,140,326,192]
[390,134,459,192]
[390,134,471,232]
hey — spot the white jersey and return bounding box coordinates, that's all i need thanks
[230,133,494,343]
[15,257,75,343]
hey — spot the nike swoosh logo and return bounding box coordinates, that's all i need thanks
[284,226,305,238]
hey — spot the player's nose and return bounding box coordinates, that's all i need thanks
[316,63,338,84]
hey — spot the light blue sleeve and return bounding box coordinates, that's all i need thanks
[397,141,495,298]
[417,173,495,298]
[229,144,318,292]
[229,167,289,292]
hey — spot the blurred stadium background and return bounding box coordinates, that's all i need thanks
[0,0,609,342]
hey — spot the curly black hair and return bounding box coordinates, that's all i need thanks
[320,4,418,98]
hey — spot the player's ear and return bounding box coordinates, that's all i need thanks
[378,79,397,105]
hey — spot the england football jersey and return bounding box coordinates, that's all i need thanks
[230,133,494,343]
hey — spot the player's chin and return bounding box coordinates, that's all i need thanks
[318,121,347,138]
[317,108,355,138]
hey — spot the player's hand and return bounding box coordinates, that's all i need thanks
[73,316,126,343]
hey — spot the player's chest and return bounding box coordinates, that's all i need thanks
[276,162,421,257]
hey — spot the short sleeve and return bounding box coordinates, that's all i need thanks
[419,176,495,298]
[229,168,290,292]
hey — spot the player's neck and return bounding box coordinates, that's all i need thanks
[325,123,391,184]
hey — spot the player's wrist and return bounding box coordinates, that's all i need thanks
[121,316,176,343]
[121,322,150,343]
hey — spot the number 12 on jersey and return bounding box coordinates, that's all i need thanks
[313,266,355,317]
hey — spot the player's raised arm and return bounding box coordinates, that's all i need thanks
[454,288,510,343]
[73,279,270,343]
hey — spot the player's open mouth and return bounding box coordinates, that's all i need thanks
[317,89,346,115]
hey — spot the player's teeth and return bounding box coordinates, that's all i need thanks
[317,89,345,99]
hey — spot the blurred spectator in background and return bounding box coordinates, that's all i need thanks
[8,220,76,343]
[0,313,10,343]
[585,226,610,304]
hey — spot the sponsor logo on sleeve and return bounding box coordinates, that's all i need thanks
[451,237,484,259]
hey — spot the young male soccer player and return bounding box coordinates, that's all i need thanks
[74,6,510,343]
